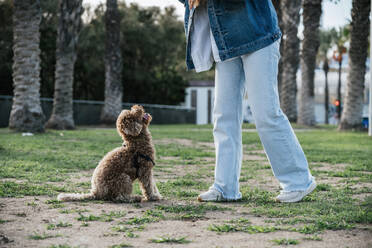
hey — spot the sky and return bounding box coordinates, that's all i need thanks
[84,0,353,30]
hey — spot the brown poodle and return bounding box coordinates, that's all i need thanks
[57,105,162,203]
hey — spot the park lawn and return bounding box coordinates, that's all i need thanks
[0,125,371,248]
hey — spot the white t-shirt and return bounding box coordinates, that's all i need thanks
[190,4,221,73]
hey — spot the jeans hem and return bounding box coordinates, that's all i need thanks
[212,184,242,200]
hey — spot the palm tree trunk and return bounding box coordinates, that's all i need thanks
[298,0,322,126]
[46,0,83,130]
[280,0,302,122]
[323,59,329,124]
[272,0,284,95]
[100,0,123,124]
[9,0,45,133]
[339,0,370,130]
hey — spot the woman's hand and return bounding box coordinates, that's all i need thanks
[188,0,206,10]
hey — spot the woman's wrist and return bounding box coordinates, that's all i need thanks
[188,0,207,10]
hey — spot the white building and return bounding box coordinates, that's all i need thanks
[183,80,252,125]
[183,81,214,125]
[183,65,370,125]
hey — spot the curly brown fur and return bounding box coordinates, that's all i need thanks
[57,105,162,203]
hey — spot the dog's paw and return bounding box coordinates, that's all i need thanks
[131,195,143,203]
[147,194,163,201]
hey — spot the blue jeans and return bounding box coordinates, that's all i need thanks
[212,40,315,200]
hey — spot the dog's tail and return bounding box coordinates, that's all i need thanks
[57,192,95,202]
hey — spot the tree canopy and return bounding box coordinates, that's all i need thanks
[0,1,188,105]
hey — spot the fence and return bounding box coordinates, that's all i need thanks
[0,95,196,127]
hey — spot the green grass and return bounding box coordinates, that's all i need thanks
[75,210,126,222]
[46,222,72,230]
[0,219,12,224]
[109,243,133,248]
[45,199,66,209]
[125,215,160,225]
[209,219,279,234]
[0,125,371,242]
[272,238,299,245]
[49,245,76,248]
[76,214,101,222]
[302,235,322,241]
[150,236,191,244]
[29,232,60,240]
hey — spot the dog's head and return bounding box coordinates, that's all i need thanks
[116,105,152,139]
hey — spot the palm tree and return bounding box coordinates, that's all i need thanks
[297,0,322,126]
[339,0,370,130]
[272,0,284,97]
[280,0,302,122]
[100,0,123,124]
[45,0,83,129]
[9,0,45,132]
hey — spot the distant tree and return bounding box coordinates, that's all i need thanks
[1,3,187,105]
[119,4,187,105]
[318,28,337,124]
[0,0,59,98]
[75,3,188,105]
[45,0,83,129]
[298,0,322,126]
[339,0,370,130]
[101,0,123,124]
[39,0,59,98]
[73,4,105,101]
[9,0,45,132]
[0,0,13,96]
[280,0,302,122]
[332,26,349,120]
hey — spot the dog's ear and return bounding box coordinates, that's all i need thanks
[116,110,130,129]
[123,121,143,136]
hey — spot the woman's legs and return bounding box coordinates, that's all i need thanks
[211,57,246,200]
[241,40,315,192]
[199,40,315,202]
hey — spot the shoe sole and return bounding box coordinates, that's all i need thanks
[197,196,242,202]
[197,196,223,202]
[276,181,317,203]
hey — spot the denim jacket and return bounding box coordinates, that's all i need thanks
[178,0,281,70]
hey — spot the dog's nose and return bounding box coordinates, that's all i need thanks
[143,113,150,121]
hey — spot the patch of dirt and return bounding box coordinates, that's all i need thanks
[248,149,266,155]
[315,175,346,187]
[155,138,194,147]
[0,178,28,184]
[351,193,372,201]
[311,162,349,172]
[158,156,182,161]
[243,154,268,161]
[197,142,215,149]
[1,195,371,248]
[65,170,94,184]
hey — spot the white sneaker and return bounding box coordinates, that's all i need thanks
[276,181,317,203]
[197,187,225,202]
